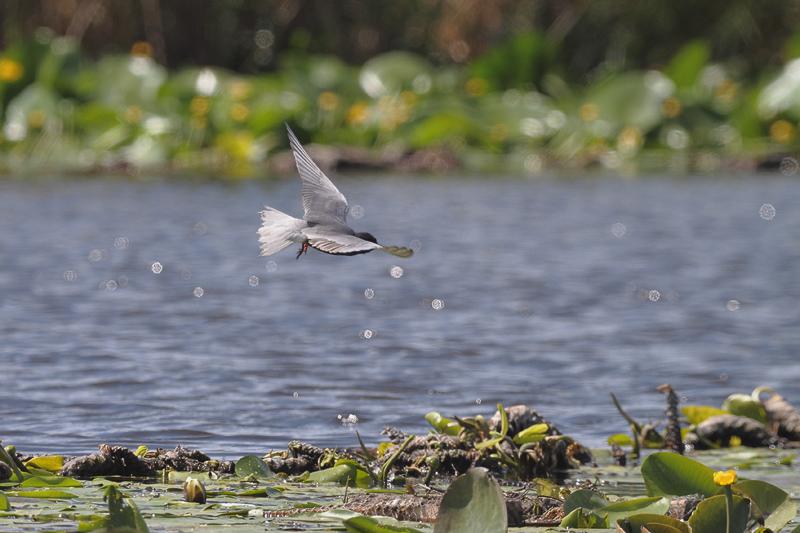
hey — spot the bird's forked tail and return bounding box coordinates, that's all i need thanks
[258,207,306,256]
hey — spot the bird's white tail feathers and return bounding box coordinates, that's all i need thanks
[258,207,306,256]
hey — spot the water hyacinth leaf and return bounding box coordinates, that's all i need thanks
[600,496,671,524]
[722,394,767,423]
[559,507,608,528]
[687,494,749,533]
[23,455,64,473]
[425,412,460,436]
[512,423,549,445]
[343,514,425,533]
[681,405,729,425]
[608,433,635,446]
[234,455,271,479]
[733,479,797,531]
[20,475,82,488]
[563,488,609,514]
[433,468,507,533]
[104,484,149,532]
[9,489,78,499]
[616,513,691,533]
[641,452,720,497]
[0,492,9,511]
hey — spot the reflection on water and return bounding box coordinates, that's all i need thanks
[0,175,798,456]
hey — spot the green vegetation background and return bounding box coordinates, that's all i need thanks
[3,0,800,176]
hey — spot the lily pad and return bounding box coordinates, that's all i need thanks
[687,494,749,533]
[234,455,271,479]
[601,496,671,524]
[682,405,729,425]
[20,475,82,488]
[24,455,64,473]
[342,514,425,533]
[641,452,720,497]
[616,513,692,533]
[733,479,797,531]
[559,507,608,528]
[433,468,506,533]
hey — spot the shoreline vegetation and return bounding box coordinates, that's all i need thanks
[3,32,800,178]
[2,385,799,531]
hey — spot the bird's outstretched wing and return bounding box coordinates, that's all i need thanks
[304,227,381,255]
[286,124,349,226]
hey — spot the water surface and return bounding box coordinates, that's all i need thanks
[1,174,798,456]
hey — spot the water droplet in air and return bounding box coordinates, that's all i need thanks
[364,288,374,299]
[193,287,204,298]
[265,260,278,273]
[337,413,359,426]
[648,290,661,302]
[193,222,208,235]
[726,299,741,311]
[390,266,404,278]
[249,275,260,287]
[63,270,77,282]
[611,222,627,238]
[350,205,365,219]
[759,203,776,220]
[114,237,129,249]
[293,391,299,399]
[361,329,374,339]
[151,261,163,274]
[475,398,482,405]
[117,275,128,288]
[88,249,104,262]
[105,280,118,292]
[431,298,445,310]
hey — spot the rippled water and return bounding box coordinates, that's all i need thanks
[1,174,799,456]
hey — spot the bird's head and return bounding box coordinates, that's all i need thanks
[354,231,378,244]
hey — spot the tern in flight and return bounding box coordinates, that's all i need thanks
[258,125,414,260]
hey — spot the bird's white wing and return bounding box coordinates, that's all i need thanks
[303,227,382,255]
[286,125,349,225]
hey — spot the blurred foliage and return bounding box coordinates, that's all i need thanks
[2,26,800,176]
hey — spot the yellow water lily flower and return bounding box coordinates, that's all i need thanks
[0,58,23,82]
[713,469,737,486]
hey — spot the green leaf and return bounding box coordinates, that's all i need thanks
[104,484,149,532]
[306,460,372,488]
[343,514,425,533]
[424,412,460,436]
[665,40,710,89]
[600,496,670,524]
[19,475,82,488]
[641,452,721,497]
[475,404,508,450]
[681,405,729,425]
[563,489,609,514]
[559,507,608,528]
[722,394,767,423]
[433,468,507,533]
[23,455,64,473]
[8,489,78,499]
[234,455,271,479]
[733,479,797,531]
[616,513,692,533]
[608,433,634,446]
[688,494,749,533]
[0,492,9,511]
[512,423,549,445]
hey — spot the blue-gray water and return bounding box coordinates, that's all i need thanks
[1,174,799,456]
